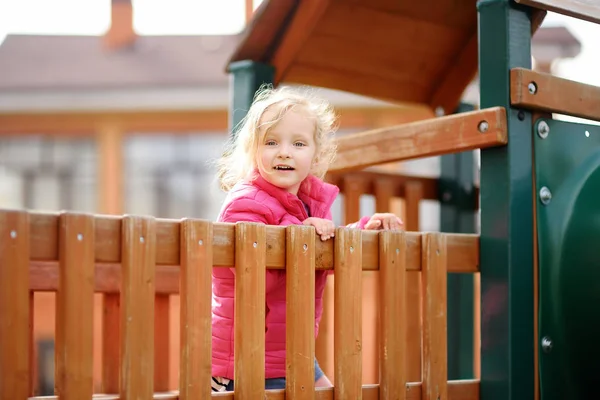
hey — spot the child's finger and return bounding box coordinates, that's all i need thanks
[365,219,381,230]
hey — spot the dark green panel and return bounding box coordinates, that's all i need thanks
[440,102,477,380]
[477,1,535,399]
[535,119,600,399]
[228,60,275,134]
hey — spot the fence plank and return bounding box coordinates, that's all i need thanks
[422,233,448,400]
[0,210,30,400]
[334,227,363,399]
[120,216,156,399]
[405,181,423,383]
[234,222,266,399]
[55,213,95,399]
[379,231,407,400]
[179,219,213,400]
[286,225,316,399]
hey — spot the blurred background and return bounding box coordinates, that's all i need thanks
[0,0,598,394]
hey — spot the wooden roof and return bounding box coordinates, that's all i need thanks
[228,0,545,114]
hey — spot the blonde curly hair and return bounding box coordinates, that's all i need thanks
[217,85,338,192]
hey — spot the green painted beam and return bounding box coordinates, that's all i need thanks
[477,0,535,399]
[228,60,275,134]
[441,102,477,380]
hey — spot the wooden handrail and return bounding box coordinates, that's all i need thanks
[329,107,507,173]
[511,68,600,123]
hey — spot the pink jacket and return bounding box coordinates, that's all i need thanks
[211,171,370,379]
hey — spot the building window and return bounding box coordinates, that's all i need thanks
[0,136,96,212]
[124,133,227,220]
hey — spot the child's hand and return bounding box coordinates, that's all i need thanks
[303,217,336,241]
[364,213,404,231]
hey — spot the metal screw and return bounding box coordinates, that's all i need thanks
[198,239,203,246]
[77,234,83,241]
[539,187,552,205]
[528,82,537,94]
[585,130,590,138]
[10,230,17,239]
[350,246,354,253]
[478,121,489,133]
[435,106,445,117]
[140,236,145,243]
[541,336,553,353]
[253,242,257,248]
[537,121,549,139]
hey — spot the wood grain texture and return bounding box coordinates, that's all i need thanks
[422,233,448,400]
[334,227,363,399]
[179,219,213,400]
[379,231,407,400]
[25,212,479,277]
[285,225,316,399]
[234,222,266,400]
[511,68,600,122]
[28,232,479,294]
[272,0,332,82]
[120,216,156,399]
[0,210,30,400]
[329,107,508,173]
[55,213,95,399]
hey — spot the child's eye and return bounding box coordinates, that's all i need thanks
[265,140,277,146]
[294,142,306,147]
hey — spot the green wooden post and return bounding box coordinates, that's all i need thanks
[478,0,535,399]
[228,60,276,134]
[441,102,477,380]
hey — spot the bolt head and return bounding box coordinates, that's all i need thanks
[528,82,537,94]
[478,121,489,133]
[539,186,552,205]
[541,336,553,353]
[537,121,549,139]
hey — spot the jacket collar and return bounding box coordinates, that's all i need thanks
[250,170,339,220]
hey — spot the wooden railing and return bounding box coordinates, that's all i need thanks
[0,209,480,399]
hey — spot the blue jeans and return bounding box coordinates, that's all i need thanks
[218,358,325,391]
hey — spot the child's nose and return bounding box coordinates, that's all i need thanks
[278,144,291,158]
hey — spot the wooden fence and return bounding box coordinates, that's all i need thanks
[0,210,480,399]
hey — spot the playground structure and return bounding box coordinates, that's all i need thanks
[1,1,600,400]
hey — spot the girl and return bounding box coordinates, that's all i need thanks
[211,85,403,392]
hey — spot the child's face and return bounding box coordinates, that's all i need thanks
[257,107,317,195]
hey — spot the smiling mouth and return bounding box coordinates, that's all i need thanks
[274,165,295,171]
